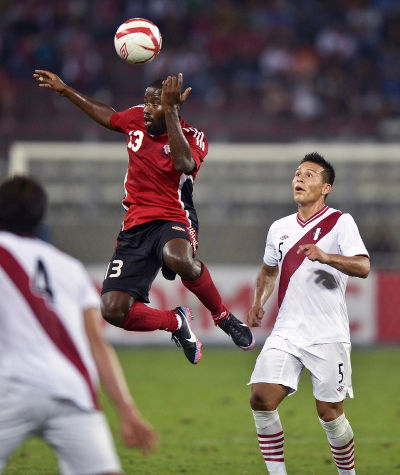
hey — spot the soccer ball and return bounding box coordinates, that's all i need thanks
[114,18,162,64]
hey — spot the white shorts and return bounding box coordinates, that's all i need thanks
[249,335,353,402]
[0,382,121,475]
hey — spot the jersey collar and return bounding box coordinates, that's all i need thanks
[296,205,329,228]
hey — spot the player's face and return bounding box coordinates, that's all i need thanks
[292,161,331,205]
[143,87,166,135]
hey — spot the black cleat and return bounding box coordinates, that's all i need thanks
[171,306,202,364]
[218,313,255,350]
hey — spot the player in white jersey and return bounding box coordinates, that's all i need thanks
[247,153,370,475]
[0,176,158,474]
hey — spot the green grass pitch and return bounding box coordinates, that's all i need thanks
[4,346,400,474]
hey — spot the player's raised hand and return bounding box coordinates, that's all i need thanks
[248,304,265,328]
[178,73,192,104]
[297,244,330,263]
[161,73,192,110]
[33,70,67,95]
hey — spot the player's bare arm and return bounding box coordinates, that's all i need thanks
[248,263,279,327]
[297,244,370,278]
[83,307,158,454]
[161,73,195,173]
[33,69,116,130]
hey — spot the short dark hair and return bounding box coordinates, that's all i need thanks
[0,175,47,235]
[147,79,163,90]
[145,78,184,112]
[300,152,335,185]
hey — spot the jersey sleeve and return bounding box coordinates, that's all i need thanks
[183,127,208,172]
[110,106,142,133]
[263,225,279,266]
[337,213,369,257]
[75,262,101,310]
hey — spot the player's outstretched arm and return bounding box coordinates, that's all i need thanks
[248,263,279,327]
[84,307,159,454]
[33,69,117,130]
[161,73,195,173]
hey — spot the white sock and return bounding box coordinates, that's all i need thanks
[320,413,355,474]
[252,410,287,475]
[174,313,182,330]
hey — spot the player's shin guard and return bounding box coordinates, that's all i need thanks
[320,413,355,474]
[252,410,287,475]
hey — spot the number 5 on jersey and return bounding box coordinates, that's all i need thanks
[105,259,124,279]
[278,242,284,262]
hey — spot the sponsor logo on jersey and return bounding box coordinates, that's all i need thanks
[313,228,322,240]
[280,234,289,240]
[172,226,185,232]
[162,144,171,157]
[337,385,344,392]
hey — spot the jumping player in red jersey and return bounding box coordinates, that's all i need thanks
[33,69,255,364]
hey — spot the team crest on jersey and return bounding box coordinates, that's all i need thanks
[313,228,322,240]
[280,235,289,240]
[162,144,171,157]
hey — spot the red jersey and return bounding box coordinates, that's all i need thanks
[110,105,208,231]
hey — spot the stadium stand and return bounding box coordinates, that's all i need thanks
[1,0,400,157]
[1,0,400,261]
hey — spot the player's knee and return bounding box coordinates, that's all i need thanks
[101,302,126,327]
[250,383,286,411]
[318,410,343,422]
[177,259,199,280]
[100,291,132,327]
[250,390,274,411]
[316,401,343,422]
[166,255,200,280]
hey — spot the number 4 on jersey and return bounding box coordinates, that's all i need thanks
[34,259,54,302]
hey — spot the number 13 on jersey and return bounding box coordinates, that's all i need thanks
[104,259,124,279]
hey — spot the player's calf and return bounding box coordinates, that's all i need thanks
[320,414,355,475]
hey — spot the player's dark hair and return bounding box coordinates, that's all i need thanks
[301,152,335,185]
[145,78,184,113]
[147,79,163,90]
[0,175,47,235]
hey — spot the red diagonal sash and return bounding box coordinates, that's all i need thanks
[278,211,342,308]
[0,246,100,409]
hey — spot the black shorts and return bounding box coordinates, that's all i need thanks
[101,220,198,303]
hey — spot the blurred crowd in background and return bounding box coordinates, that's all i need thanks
[1,0,400,159]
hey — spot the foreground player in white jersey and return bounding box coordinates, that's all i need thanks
[0,176,157,474]
[248,152,370,475]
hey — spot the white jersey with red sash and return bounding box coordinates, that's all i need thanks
[263,206,369,345]
[0,232,101,411]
